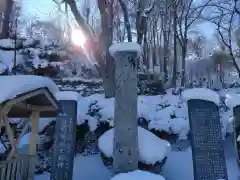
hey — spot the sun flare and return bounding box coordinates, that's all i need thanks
[71,29,86,48]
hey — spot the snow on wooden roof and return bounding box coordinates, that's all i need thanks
[0,75,59,104]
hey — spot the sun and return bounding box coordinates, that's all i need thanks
[71,29,86,48]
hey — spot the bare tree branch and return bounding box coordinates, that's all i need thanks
[118,0,132,42]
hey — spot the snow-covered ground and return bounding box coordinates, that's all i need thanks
[1,75,240,179]
[35,136,240,180]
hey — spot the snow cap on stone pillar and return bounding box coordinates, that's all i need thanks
[182,88,220,105]
[55,91,81,102]
[109,42,141,58]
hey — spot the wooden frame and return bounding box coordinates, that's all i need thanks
[0,87,58,180]
[1,88,58,114]
[233,105,240,167]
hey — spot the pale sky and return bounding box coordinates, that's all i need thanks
[21,0,56,19]
[21,0,216,39]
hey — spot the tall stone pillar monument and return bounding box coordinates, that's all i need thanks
[109,42,141,174]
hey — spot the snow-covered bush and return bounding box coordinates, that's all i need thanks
[77,92,190,140]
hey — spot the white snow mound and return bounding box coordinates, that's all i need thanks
[0,63,7,74]
[110,170,165,180]
[55,91,80,101]
[225,93,240,108]
[109,42,141,58]
[182,88,220,105]
[0,75,59,103]
[98,126,171,165]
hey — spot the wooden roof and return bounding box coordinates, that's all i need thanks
[0,88,58,118]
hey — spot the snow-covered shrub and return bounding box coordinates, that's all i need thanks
[77,93,189,139]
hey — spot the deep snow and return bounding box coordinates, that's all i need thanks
[0,74,239,179]
[33,87,240,180]
[34,136,240,180]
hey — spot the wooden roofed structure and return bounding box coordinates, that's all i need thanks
[0,77,59,180]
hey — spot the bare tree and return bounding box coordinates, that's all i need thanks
[118,0,132,42]
[0,0,13,38]
[216,9,240,75]
[53,0,116,98]
[176,0,213,86]
[136,0,155,44]
[202,0,240,76]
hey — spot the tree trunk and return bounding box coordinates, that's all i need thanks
[66,0,94,39]
[67,0,116,98]
[104,51,115,98]
[98,0,115,98]
[229,49,240,77]
[163,14,168,83]
[118,0,132,42]
[136,0,149,45]
[152,22,157,67]
[171,1,177,87]
[1,0,13,38]
[143,31,149,69]
[181,42,187,87]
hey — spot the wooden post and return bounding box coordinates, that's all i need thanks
[4,115,16,160]
[28,111,40,180]
[109,43,141,174]
[29,111,40,154]
[0,104,15,160]
[233,105,240,166]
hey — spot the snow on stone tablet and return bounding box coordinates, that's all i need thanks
[110,170,165,180]
[98,126,171,165]
[182,88,220,105]
[55,91,80,101]
[109,42,141,58]
[0,75,59,103]
[225,93,240,108]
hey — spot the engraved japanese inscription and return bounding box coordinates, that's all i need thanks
[51,100,77,180]
[188,99,228,180]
